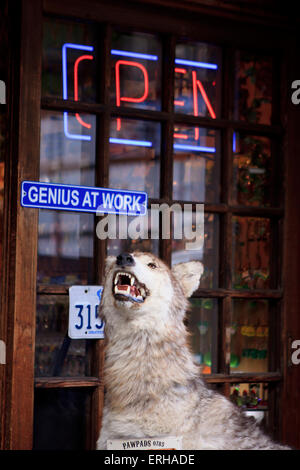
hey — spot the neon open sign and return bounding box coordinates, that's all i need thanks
[62,42,218,152]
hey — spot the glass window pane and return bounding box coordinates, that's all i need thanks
[35,295,92,377]
[174,41,221,118]
[188,298,218,374]
[109,118,160,198]
[106,209,159,257]
[233,134,272,207]
[38,111,96,285]
[172,213,219,289]
[229,383,270,430]
[232,217,271,290]
[34,388,92,449]
[230,299,269,374]
[38,211,94,285]
[42,20,98,101]
[173,126,220,203]
[234,51,272,125]
[110,31,161,111]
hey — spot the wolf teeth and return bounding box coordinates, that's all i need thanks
[115,272,135,285]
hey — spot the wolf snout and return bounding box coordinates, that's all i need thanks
[116,252,135,267]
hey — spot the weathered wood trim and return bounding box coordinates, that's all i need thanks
[3,0,42,450]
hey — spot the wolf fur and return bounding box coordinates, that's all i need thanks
[96,251,289,450]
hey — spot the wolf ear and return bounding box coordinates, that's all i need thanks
[172,261,204,298]
[104,256,115,276]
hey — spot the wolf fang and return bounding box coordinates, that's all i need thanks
[104,455,138,468]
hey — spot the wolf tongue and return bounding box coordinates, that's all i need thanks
[130,285,139,296]
[116,284,140,298]
[117,285,130,293]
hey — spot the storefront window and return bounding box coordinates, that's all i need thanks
[109,118,161,197]
[233,134,272,207]
[232,217,271,290]
[172,213,219,290]
[229,382,270,431]
[188,298,219,374]
[42,20,98,102]
[174,41,221,118]
[107,209,160,256]
[110,31,162,112]
[36,111,96,378]
[173,126,220,203]
[35,295,91,377]
[234,51,273,125]
[34,8,282,448]
[38,110,96,285]
[230,299,269,373]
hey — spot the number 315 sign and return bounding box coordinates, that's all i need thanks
[68,286,104,339]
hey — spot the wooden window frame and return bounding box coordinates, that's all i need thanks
[2,0,300,450]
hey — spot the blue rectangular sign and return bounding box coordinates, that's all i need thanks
[21,181,148,216]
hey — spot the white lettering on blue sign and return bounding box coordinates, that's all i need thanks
[21,181,148,216]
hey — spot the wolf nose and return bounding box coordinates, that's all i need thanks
[116,253,135,267]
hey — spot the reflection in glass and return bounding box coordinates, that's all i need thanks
[111,31,161,112]
[233,134,272,207]
[38,111,96,285]
[232,217,271,290]
[42,20,97,101]
[230,383,270,430]
[40,111,96,185]
[229,383,269,428]
[172,213,219,289]
[109,119,160,198]
[173,126,220,203]
[188,298,218,374]
[234,52,272,125]
[38,211,94,285]
[35,296,91,377]
[106,210,159,257]
[230,299,269,374]
[174,41,221,118]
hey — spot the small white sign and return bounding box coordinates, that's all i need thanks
[68,286,104,339]
[107,437,182,450]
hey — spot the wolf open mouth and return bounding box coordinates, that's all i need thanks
[113,271,147,303]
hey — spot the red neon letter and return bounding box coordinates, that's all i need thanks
[115,60,149,131]
[192,71,216,140]
[174,68,188,139]
[74,55,94,128]
[174,68,187,107]
[74,54,94,129]
[174,133,188,139]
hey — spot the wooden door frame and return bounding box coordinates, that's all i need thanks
[281,32,300,450]
[1,0,42,450]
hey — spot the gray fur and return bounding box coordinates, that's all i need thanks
[97,252,289,450]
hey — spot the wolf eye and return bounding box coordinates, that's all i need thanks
[148,262,157,269]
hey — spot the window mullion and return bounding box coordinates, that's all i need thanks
[91,22,112,451]
[159,34,176,265]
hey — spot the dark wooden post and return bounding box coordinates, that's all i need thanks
[3,0,42,449]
